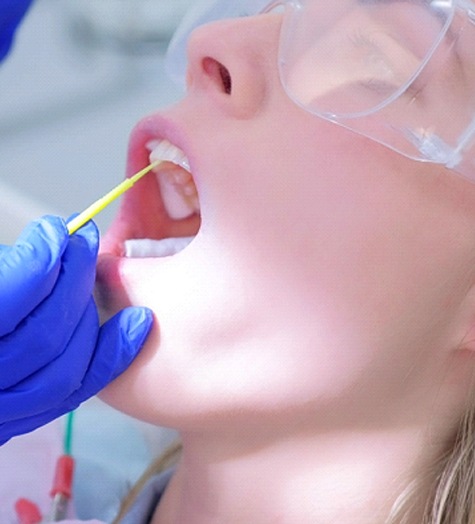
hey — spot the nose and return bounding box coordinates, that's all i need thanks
[184,14,282,119]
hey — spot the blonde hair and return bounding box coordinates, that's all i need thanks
[114,407,475,524]
[424,404,475,524]
[112,440,182,524]
[387,402,475,524]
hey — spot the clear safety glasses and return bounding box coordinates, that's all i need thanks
[166,0,475,180]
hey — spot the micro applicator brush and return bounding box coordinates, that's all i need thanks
[67,161,161,235]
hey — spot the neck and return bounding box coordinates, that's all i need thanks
[153,425,443,524]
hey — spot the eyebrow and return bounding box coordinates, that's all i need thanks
[357,0,451,21]
[356,0,471,90]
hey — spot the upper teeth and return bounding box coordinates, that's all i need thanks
[146,139,199,220]
[147,138,191,172]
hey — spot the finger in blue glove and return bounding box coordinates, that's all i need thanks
[0,215,69,337]
[0,219,99,388]
[0,306,153,444]
[0,0,35,61]
[0,213,154,444]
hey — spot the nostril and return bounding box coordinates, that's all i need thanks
[202,57,232,95]
[219,64,232,95]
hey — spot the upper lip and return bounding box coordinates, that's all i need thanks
[127,113,193,178]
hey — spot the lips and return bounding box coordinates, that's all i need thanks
[99,117,202,260]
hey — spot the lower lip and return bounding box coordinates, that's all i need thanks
[95,252,156,313]
[95,252,129,307]
[96,248,173,293]
[96,253,121,286]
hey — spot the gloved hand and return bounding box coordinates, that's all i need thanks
[0,0,35,61]
[0,216,153,445]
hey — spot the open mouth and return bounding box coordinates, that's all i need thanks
[105,136,202,260]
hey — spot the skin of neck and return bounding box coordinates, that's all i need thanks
[152,417,453,524]
[149,326,475,524]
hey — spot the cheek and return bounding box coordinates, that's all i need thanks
[212,131,464,362]
[99,110,473,428]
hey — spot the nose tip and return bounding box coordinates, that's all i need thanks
[184,16,280,119]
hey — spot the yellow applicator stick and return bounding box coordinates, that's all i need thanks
[67,161,161,235]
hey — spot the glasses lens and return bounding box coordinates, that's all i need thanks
[279,0,453,117]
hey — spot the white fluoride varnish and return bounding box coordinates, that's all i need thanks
[124,237,195,258]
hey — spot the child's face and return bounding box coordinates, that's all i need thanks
[97,11,475,434]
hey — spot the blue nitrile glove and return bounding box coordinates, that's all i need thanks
[0,0,34,61]
[0,216,153,445]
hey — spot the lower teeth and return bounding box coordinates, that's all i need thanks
[157,169,199,220]
[124,237,194,258]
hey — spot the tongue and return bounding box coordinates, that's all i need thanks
[124,237,195,258]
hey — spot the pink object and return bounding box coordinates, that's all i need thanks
[50,455,75,499]
[0,421,62,521]
[14,498,42,524]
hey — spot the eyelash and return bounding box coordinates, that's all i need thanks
[349,31,390,64]
[348,32,395,90]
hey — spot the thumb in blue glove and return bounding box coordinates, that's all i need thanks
[0,0,35,61]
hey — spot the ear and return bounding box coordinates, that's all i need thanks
[444,283,475,397]
[454,283,475,354]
